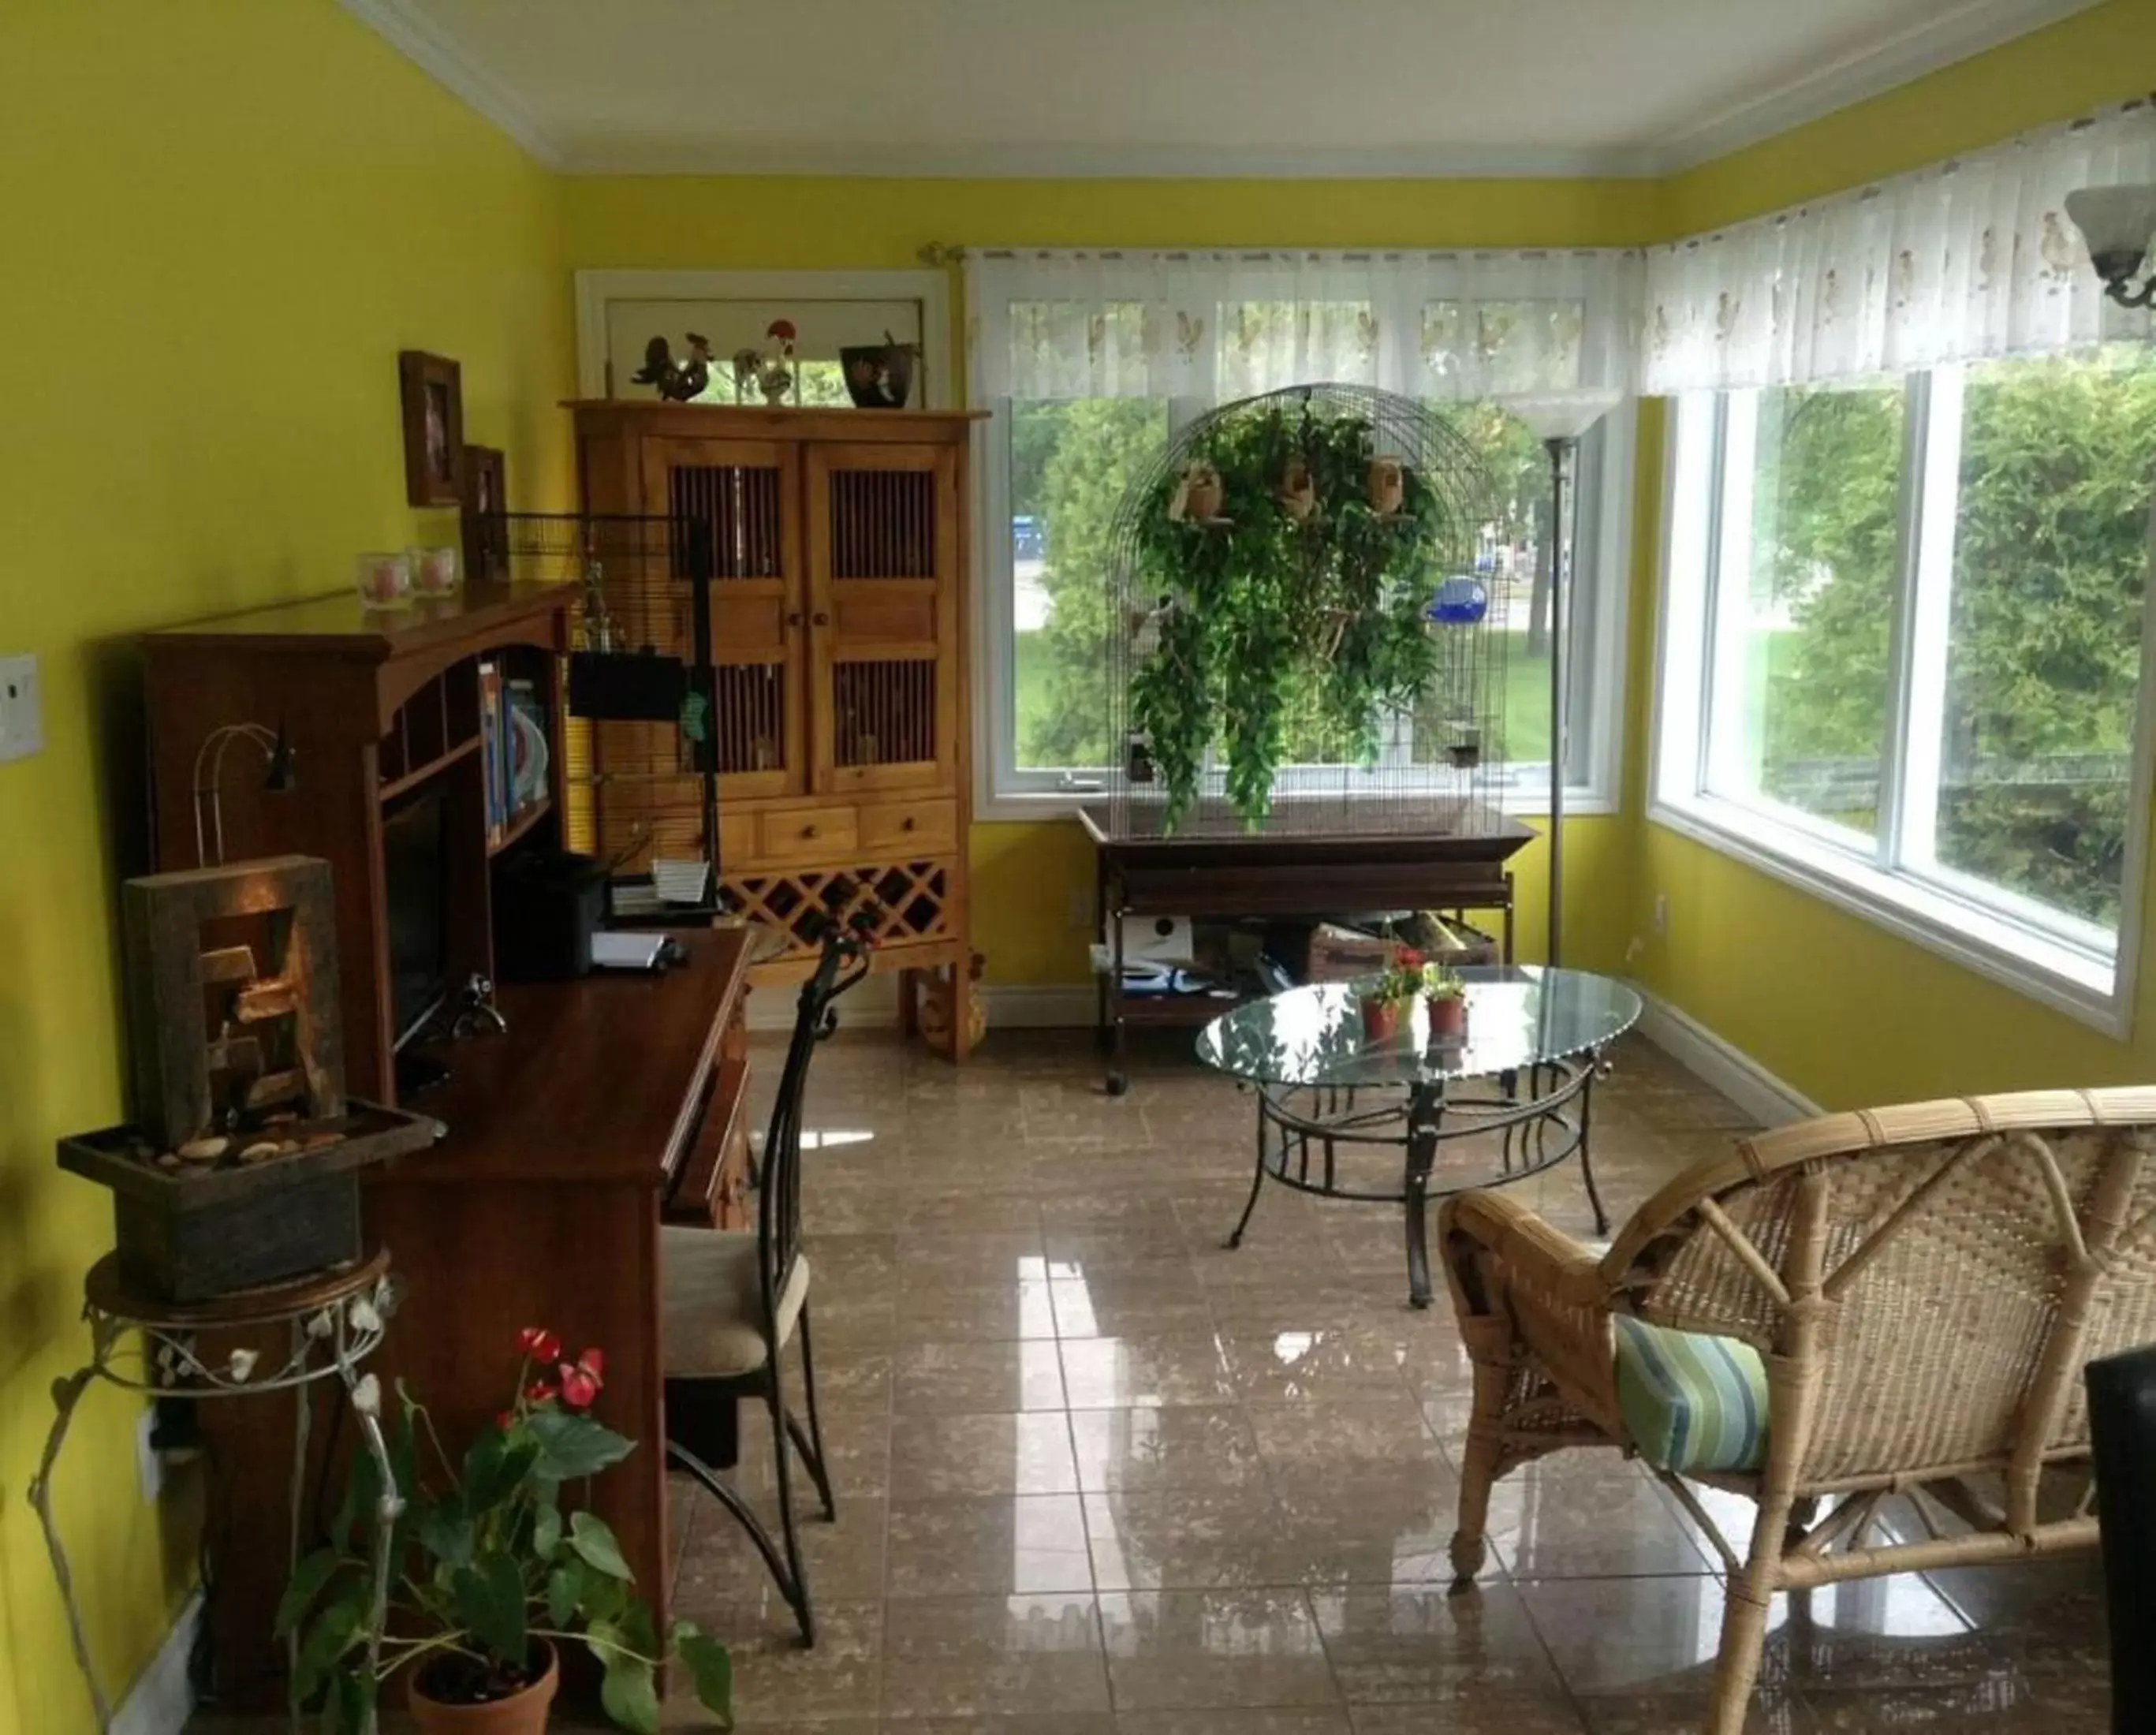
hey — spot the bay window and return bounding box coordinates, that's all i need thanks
[1655,345,2156,1022]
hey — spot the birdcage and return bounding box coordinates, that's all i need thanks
[1099,383,1513,842]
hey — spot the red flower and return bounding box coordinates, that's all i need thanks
[1397,948,1423,968]
[558,1347,606,1411]
[525,1379,558,1405]
[495,1409,516,1429]
[517,1326,562,1363]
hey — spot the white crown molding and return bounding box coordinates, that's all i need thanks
[334,0,567,168]
[556,139,1662,180]
[1648,0,2105,174]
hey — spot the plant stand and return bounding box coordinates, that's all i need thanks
[29,1251,402,1734]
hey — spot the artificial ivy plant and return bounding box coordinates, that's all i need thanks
[1128,403,1447,832]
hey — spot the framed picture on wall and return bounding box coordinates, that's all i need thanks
[398,350,464,506]
[461,444,507,581]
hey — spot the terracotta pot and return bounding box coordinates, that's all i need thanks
[1360,996,1401,1042]
[1428,994,1468,1040]
[1367,457,1405,516]
[1181,462,1225,523]
[410,1640,558,1735]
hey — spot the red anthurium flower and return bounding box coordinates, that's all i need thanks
[495,1409,516,1429]
[517,1326,562,1363]
[1397,948,1423,968]
[558,1348,606,1410]
[525,1379,558,1405]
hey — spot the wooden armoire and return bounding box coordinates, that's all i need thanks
[570,402,982,1049]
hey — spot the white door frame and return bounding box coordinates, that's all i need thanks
[573,268,956,408]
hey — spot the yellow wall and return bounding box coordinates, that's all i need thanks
[0,6,573,1730]
[1624,0,2156,1109]
[5,1,2153,1724]
[565,176,1658,982]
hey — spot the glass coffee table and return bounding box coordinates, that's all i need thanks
[1196,966,1643,1308]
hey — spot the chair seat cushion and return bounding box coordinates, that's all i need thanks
[1613,1315,1769,1474]
[661,1226,809,1379]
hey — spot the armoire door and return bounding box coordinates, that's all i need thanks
[804,442,961,796]
[641,437,808,802]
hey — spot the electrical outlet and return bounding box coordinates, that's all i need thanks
[0,654,41,763]
[1652,891,1669,935]
[135,1408,163,1502]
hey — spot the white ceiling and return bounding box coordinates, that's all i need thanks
[344,0,2098,177]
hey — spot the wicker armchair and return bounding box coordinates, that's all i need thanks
[1439,1087,2156,1735]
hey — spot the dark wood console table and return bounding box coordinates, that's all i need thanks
[1082,805,1535,1095]
[203,928,753,1703]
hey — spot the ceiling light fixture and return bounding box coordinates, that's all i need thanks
[2065,185,2156,309]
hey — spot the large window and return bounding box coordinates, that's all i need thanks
[983,386,1630,812]
[1657,346,2156,1020]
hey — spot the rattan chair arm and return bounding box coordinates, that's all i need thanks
[1439,1190,1613,1314]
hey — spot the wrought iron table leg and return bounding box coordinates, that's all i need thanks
[1106,897,1129,1096]
[1404,1080,1445,1309]
[1578,1054,1611,1237]
[30,1365,111,1733]
[1227,1088,1270,1249]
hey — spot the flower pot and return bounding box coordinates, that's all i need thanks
[1360,996,1402,1042]
[410,1640,558,1735]
[1428,994,1468,1041]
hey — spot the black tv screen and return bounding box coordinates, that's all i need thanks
[382,785,448,1050]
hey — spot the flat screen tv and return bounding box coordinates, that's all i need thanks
[382,785,448,1050]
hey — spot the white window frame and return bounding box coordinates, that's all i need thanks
[975,396,1636,822]
[572,268,954,407]
[1651,379,2156,1037]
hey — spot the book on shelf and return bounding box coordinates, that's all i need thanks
[478,659,505,844]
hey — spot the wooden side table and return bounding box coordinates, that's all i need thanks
[29,1251,401,1733]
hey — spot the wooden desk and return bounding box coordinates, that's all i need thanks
[205,929,754,1701]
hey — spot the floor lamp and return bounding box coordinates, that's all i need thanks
[1500,390,1621,971]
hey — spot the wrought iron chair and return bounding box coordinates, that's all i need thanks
[661,905,872,1647]
[1439,1088,2156,1735]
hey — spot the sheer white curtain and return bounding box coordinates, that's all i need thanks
[1645,98,2156,394]
[966,248,1640,404]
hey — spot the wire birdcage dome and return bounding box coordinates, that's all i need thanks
[1100,382,1509,841]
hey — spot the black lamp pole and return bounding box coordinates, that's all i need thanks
[1544,435,1571,972]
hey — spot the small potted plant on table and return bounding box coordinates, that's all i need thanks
[1360,948,1430,1042]
[1425,966,1468,1044]
[282,1327,733,1735]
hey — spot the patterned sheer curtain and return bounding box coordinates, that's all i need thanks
[967,248,1640,404]
[1645,98,2156,394]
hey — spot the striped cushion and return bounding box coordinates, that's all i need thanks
[1613,1315,1770,1474]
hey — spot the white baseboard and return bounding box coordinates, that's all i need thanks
[1632,986,1822,1128]
[114,1591,200,1735]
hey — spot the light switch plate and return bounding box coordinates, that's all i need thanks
[0,655,42,763]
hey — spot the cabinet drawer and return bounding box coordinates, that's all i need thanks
[759,804,858,861]
[859,797,958,853]
[718,812,756,865]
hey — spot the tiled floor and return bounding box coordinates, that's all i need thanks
[190,1024,2113,1733]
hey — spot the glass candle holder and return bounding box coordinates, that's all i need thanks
[411,546,461,596]
[354,552,412,608]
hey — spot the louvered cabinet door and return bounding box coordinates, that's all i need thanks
[805,442,961,796]
[641,437,808,804]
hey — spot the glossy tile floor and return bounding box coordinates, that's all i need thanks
[192,1025,2113,1733]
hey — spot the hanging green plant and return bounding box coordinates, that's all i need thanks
[1128,404,1448,831]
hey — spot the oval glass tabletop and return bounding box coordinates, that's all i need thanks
[1196,966,1643,1088]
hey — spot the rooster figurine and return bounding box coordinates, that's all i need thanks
[733,319,797,405]
[630,331,712,402]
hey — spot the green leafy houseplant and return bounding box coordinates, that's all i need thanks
[281,1327,733,1734]
[1128,403,1449,832]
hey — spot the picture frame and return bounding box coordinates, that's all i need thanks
[461,444,508,581]
[398,350,464,506]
